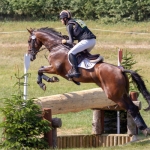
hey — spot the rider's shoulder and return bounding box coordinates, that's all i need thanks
[68,19,86,28]
[68,18,83,23]
[68,19,76,24]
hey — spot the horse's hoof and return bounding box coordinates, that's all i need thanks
[52,76,59,82]
[142,128,150,137]
[42,85,46,91]
[144,106,150,111]
[39,83,46,91]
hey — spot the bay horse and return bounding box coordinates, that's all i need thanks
[27,27,150,136]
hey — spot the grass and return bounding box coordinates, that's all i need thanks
[0,20,150,149]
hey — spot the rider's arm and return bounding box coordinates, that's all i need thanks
[66,24,74,44]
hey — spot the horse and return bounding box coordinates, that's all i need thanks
[27,27,150,136]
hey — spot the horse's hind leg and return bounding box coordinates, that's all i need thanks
[117,94,150,136]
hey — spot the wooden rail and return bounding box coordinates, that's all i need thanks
[36,88,141,115]
[57,134,133,149]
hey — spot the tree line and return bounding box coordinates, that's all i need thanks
[0,0,150,21]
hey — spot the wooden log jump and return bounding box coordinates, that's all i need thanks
[36,88,141,115]
[39,89,141,148]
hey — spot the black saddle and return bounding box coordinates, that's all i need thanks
[76,50,102,65]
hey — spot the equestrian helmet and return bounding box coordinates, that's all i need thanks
[59,10,71,19]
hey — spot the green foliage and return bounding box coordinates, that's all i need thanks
[121,50,139,92]
[121,50,136,70]
[70,0,99,20]
[0,0,150,21]
[0,70,51,149]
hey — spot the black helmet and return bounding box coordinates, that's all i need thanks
[59,10,71,19]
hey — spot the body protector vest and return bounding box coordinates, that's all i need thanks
[67,19,96,41]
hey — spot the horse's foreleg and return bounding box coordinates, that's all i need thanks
[37,67,46,91]
[42,74,59,83]
[37,66,59,91]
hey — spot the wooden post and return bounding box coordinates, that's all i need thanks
[43,108,53,148]
[130,91,139,101]
[52,118,62,148]
[127,92,139,136]
[92,109,104,134]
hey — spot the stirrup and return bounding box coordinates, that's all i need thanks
[66,72,81,78]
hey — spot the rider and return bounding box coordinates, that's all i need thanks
[59,10,96,78]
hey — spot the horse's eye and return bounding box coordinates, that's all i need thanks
[28,40,31,43]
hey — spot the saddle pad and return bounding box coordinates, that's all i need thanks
[78,58,96,69]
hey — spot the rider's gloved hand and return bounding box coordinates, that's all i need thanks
[62,39,67,44]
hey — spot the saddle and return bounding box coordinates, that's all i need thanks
[76,50,103,65]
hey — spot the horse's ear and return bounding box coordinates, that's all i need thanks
[27,28,32,34]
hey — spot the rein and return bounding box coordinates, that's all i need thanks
[39,47,47,52]
[39,43,70,62]
[38,43,63,62]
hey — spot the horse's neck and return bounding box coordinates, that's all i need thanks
[37,31,69,53]
[39,33,70,70]
[50,46,69,58]
[42,36,69,53]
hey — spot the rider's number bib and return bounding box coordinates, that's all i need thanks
[75,19,86,28]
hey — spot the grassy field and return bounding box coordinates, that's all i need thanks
[0,20,150,149]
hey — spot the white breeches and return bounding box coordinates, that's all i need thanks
[68,38,96,55]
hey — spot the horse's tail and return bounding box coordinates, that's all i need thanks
[123,69,150,111]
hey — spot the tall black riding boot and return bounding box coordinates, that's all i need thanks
[67,53,81,78]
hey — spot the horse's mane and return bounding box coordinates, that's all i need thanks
[37,27,62,38]
[36,27,71,50]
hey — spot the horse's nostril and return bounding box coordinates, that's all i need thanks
[30,56,34,61]
[29,54,36,61]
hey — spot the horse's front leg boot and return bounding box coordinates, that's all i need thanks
[39,83,46,91]
[37,75,42,84]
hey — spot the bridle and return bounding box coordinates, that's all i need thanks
[28,34,40,56]
[28,34,49,62]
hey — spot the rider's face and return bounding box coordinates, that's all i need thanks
[60,19,65,25]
